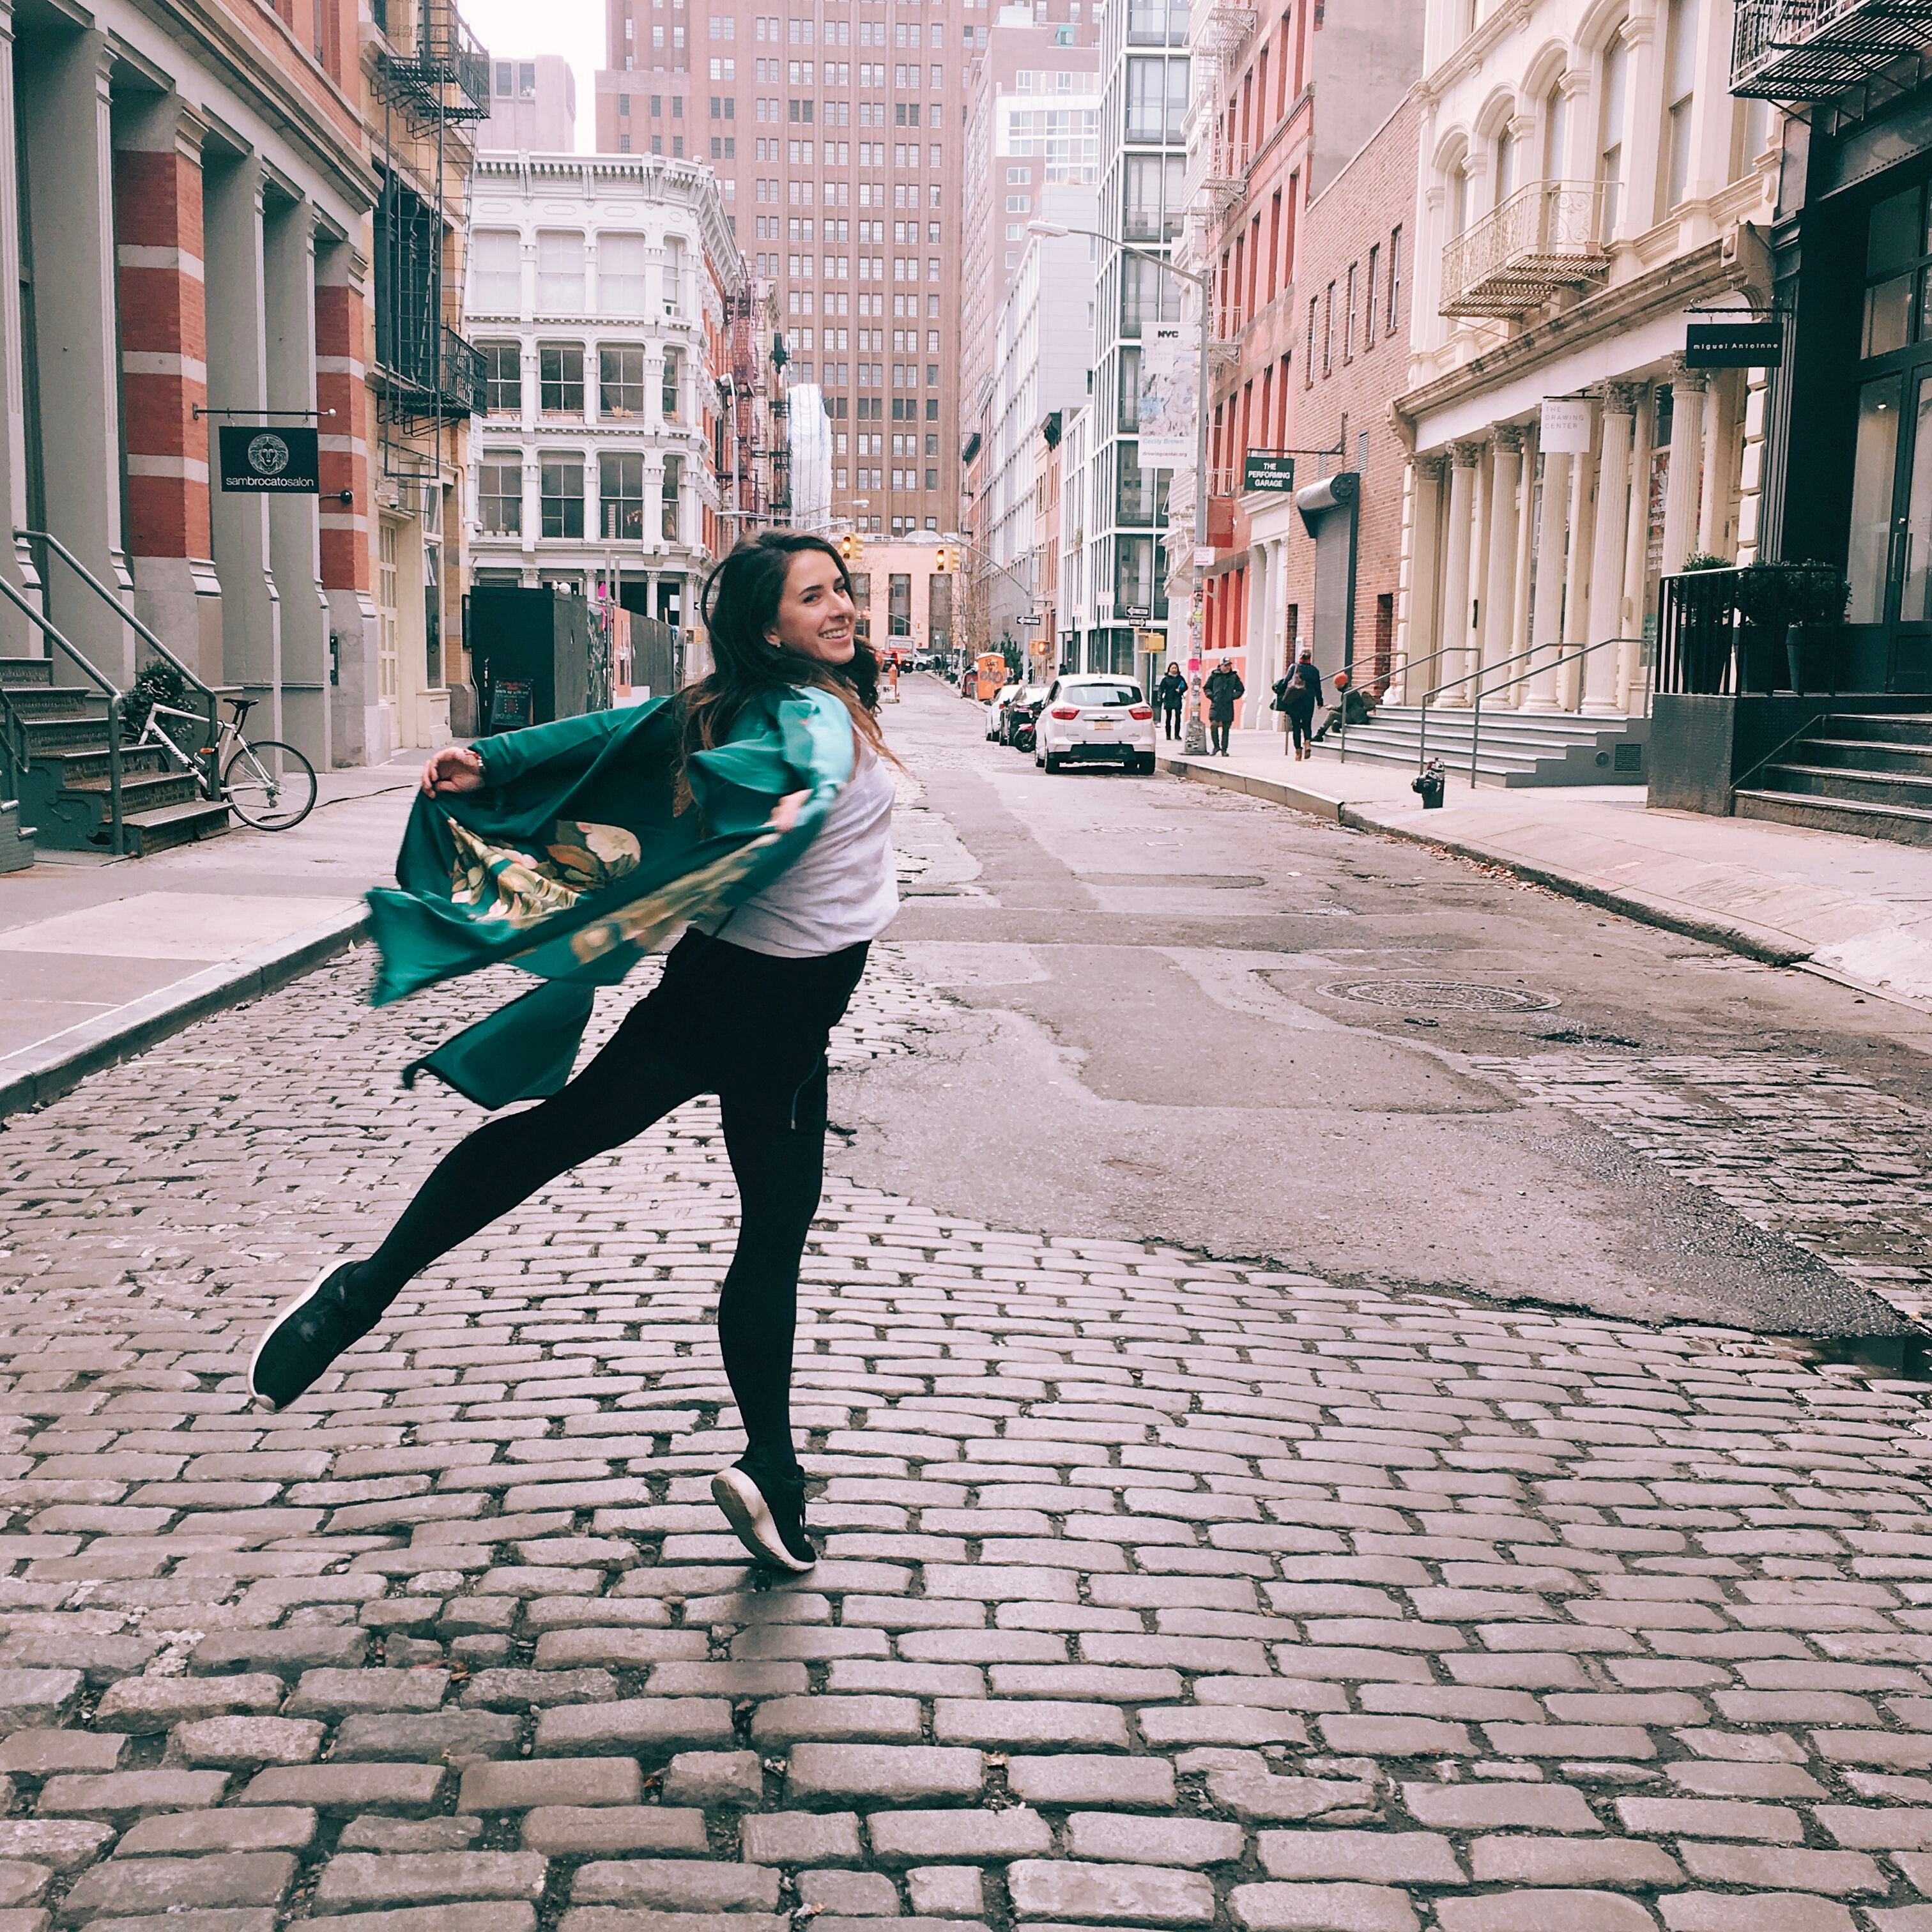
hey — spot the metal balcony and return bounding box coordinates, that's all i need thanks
[378,0,491,122]
[1731,0,1932,98]
[1208,303,1244,373]
[1194,0,1258,57]
[1439,180,1609,319]
[1201,136,1250,215]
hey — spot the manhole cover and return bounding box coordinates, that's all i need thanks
[1323,979,1561,1014]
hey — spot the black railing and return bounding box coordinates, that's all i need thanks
[1731,0,1932,98]
[380,0,491,119]
[1657,568,1745,696]
[440,325,486,416]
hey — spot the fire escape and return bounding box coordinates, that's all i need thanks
[716,284,770,533]
[371,0,490,493]
[1731,0,1932,110]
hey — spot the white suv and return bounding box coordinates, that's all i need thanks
[1034,676,1157,774]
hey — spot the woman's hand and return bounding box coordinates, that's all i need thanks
[768,789,810,834]
[421,746,486,796]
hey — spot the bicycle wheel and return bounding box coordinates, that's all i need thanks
[222,739,317,831]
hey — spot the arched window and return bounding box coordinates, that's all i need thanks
[1664,0,1701,209]
[1496,126,1517,204]
[1598,31,1628,240]
[1450,160,1472,236]
[1543,83,1569,181]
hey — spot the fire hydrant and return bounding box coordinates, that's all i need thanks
[1413,759,1446,810]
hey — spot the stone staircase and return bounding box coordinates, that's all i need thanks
[1307,703,1650,787]
[0,658,229,855]
[1735,712,1932,849]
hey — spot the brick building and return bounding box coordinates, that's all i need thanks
[1269,91,1422,707]
[595,0,980,538]
[1177,0,1420,726]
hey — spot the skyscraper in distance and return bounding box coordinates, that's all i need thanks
[598,0,979,535]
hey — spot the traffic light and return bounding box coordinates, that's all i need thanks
[933,544,956,573]
[837,532,864,564]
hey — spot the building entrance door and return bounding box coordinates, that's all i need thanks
[377,517,401,714]
[1844,176,1932,691]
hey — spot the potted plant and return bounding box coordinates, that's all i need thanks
[1731,563,1805,695]
[1675,553,1734,693]
[1785,560,1850,695]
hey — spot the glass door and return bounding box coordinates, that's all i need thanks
[1848,176,1932,688]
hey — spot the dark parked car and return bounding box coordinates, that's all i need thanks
[1002,684,1052,750]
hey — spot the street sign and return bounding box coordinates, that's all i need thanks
[1538,398,1593,454]
[217,425,320,493]
[1242,451,1296,493]
[1684,321,1782,369]
[1121,604,1151,623]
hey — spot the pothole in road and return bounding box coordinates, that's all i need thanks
[1323,978,1562,1014]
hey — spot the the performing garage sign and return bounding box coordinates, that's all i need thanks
[218,426,320,493]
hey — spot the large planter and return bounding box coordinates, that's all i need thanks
[1680,612,1731,693]
[1786,622,1842,696]
[1740,621,1786,696]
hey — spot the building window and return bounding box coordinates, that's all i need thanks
[540,456,584,538]
[539,344,585,415]
[1386,226,1401,337]
[661,454,682,539]
[480,342,521,414]
[662,346,683,420]
[1365,244,1379,349]
[1599,31,1628,240]
[1663,0,1699,210]
[1322,280,1333,376]
[600,454,645,539]
[599,345,646,418]
[471,229,521,314]
[600,233,648,314]
[1124,56,1186,143]
[537,231,585,312]
[1344,261,1356,361]
[479,453,521,534]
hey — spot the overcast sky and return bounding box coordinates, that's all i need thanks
[465,0,603,151]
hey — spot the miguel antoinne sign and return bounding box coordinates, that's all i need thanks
[1683,321,1782,370]
[218,425,321,493]
[1242,451,1296,493]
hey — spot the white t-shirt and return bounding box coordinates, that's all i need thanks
[694,744,899,957]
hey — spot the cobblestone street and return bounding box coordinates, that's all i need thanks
[6,915,1932,1932]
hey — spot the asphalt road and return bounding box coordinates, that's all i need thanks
[834,675,1932,1339]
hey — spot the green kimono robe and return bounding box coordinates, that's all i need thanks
[363,686,855,1110]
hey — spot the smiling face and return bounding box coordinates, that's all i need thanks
[765,549,856,666]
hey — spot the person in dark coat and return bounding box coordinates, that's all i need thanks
[1273,645,1324,761]
[1156,663,1186,741]
[1204,659,1244,756]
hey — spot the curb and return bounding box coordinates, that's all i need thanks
[0,903,369,1123]
[1158,752,1814,970]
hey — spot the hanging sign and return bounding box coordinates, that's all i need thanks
[218,426,320,493]
[1135,326,1195,468]
[1538,397,1593,454]
[1684,321,1782,369]
[1243,451,1296,493]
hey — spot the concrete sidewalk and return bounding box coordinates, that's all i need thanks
[0,754,425,1116]
[1163,728,1932,1009]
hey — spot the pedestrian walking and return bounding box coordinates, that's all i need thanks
[1273,645,1323,761]
[1156,662,1186,741]
[1204,658,1244,756]
[248,532,901,1576]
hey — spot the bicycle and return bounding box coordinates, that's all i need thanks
[133,694,318,831]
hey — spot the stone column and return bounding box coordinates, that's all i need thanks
[18,29,129,677]
[113,94,223,683]
[1583,383,1638,714]
[1698,368,1734,559]
[1619,383,1655,712]
[201,144,282,723]
[1522,445,1572,712]
[1480,425,1524,686]
[316,234,376,768]
[1559,443,1595,712]
[1245,539,1271,728]
[0,0,36,641]
[1660,358,1705,579]
[1402,454,1445,705]
[1437,440,1482,705]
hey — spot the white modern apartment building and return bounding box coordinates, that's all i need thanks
[1395,0,1781,717]
[1057,401,1102,668]
[464,154,740,629]
[979,190,1098,654]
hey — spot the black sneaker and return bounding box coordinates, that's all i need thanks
[249,1263,385,1410]
[712,1457,816,1572]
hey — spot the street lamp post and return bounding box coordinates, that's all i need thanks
[1030,219,1213,756]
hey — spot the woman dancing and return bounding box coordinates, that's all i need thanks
[248,532,899,1573]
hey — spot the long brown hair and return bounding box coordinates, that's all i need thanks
[676,533,897,813]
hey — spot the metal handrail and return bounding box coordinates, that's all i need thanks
[19,528,225,745]
[1466,635,1646,787]
[1417,636,1549,773]
[1333,636,1464,765]
[0,574,125,855]
[1731,707,1839,796]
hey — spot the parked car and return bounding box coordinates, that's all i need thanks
[984,682,1023,740]
[1002,685,1052,749]
[1033,675,1156,774]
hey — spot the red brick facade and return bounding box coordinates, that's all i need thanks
[1278,90,1420,685]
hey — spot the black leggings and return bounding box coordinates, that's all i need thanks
[1162,701,1181,740]
[1286,703,1315,752]
[357,929,870,1471]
